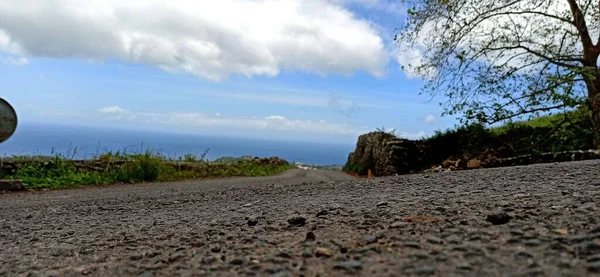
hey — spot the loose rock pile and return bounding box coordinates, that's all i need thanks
[433,149,600,172]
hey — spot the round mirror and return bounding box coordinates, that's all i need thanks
[0,98,18,143]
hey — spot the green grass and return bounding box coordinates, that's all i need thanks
[489,107,591,135]
[0,149,294,190]
[490,113,560,134]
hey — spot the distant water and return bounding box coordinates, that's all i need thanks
[0,123,355,165]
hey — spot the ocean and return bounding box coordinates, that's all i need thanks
[0,123,355,165]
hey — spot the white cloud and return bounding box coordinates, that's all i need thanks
[99,106,126,114]
[394,21,439,80]
[395,43,433,79]
[331,0,406,15]
[0,29,21,54]
[328,91,360,118]
[97,107,370,136]
[0,0,387,81]
[1,56,28,66]
[265,115,286,121]
[398,130,427,140]
[423,114,436,124]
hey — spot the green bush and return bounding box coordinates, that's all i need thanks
[423,123,493,161]
[110,151,162,183]
[6,155,109,189]
[423,107,595,160]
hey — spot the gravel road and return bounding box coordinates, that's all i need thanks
[1,161,600,277]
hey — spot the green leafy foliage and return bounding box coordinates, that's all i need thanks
[342,162,368,176]
[395,0,600,141]
[425,107,594,158]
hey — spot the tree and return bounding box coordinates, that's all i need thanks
[395,0,600,145]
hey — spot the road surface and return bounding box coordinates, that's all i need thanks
[1,164,599,276]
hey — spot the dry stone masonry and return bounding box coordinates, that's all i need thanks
[345,131,600,177]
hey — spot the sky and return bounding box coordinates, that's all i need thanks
[0,0,458,144]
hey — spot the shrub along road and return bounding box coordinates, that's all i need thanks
[1,163,599,276]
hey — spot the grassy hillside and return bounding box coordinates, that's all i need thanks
[490,107,591,134]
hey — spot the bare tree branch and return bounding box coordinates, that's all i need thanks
[485,45,582,68]
[566,0,598,54]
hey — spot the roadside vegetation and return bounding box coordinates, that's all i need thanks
[0,148,294,190]
[344,106,596,177]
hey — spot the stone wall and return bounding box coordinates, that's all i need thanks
[345,131,600,177]
[344,131,425,176]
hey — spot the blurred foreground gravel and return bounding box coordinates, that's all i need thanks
[1,161,599,276]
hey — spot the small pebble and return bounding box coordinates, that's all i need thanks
[588,261,600,273]
[315,247,334,258]
[510,229,524,236]
[427,236,443,244]
[580,240,600,254]
[333,260,362,271]
[456,262,473,271]
[452,245,469,252]
[486,212,512,225]
[355,245,376,253]
[305,232,316,242]
[507,237,521,244]
[276,251,292,259]
[287,216,307,227]
[445,235,461,244]
[516,251,533,258]
[169,252,185,262]
[390,221,410,228]
[557,259,572,268]
[361,236,378,245]
[414,266,435,276]
[588,254,600,263]
[524,239,541,247]
[230,258,245,265]
[270,271,289,277]
[247,218,259,227]
[404,241,421,249]
[129,253,143,261]
[523,268,545,276]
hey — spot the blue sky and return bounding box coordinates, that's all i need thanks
[0,0,458,144]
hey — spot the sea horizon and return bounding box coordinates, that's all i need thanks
[0,122,356,166]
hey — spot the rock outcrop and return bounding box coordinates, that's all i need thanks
[344,131,424,177]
